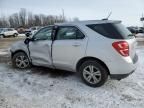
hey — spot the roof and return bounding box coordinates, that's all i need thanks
[55,20,121,26]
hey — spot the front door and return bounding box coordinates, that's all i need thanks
[4,29,10,36]
[28,26,53,67]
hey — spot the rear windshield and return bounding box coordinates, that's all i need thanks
[87,23,134,39]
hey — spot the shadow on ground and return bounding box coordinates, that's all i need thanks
[30,66,75,78]
[0,54,75,79]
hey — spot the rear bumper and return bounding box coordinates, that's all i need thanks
[106,52,138,75]
[110,69,135,80]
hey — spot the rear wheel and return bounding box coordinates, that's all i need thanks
[12,52,30,69]
[79,60,108,87]
[13,33,18,37]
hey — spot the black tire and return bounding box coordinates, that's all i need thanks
[12,52,31,69]
[79,60,108,87]
[0,34,5,38]
[13,33,18,37]
[3,35,6,38]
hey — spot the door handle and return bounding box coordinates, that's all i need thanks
[72,43,81,47]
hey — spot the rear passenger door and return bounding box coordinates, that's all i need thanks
[52,26,88,71]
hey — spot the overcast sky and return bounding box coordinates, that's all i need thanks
[0,0,144,26]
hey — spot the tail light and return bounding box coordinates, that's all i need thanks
[112,41,129,57]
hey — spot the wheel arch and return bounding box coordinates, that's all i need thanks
[11,50,28,59]
[76,56,110,75]
[13,33,18,35]
[11,50,31,68]
[0,34,4,36]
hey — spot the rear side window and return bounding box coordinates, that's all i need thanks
[8,28,13,31]
[87,23,134,39]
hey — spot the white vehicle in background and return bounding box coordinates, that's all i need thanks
[30,26,41,34]
[25,26,41,37]
[135,33,144,41]
[135,33,144,38]
[0,28,18,38]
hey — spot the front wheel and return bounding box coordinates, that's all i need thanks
[0,34,4,38]
[79,60,108,87]
[12,52,31,69]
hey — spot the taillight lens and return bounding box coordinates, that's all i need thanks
[112,41,129,57]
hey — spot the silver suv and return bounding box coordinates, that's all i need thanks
[10,20,138,87]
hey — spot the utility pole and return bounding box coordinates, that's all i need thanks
[140,13,144,27]
[62,9,65,22]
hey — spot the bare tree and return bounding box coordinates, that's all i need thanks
[34,15,41,26]
[73,17,79,21]
[27,12,34,27]
[19,8,27,26]
[0,16,9,27]
[8,16,15,27]
[0,8,70,28]
[13,13,20,27]
[8,13,20,28]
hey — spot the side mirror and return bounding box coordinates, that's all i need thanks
[24,38,33,44]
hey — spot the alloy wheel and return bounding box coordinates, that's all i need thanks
[83,65,102,84]
[15,55,29,68]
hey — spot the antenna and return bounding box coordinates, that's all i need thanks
[107,11,112,19]
[102,11,112,20]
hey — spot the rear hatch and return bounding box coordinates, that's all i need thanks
[111,23,137,62]
[87,21,137,62]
